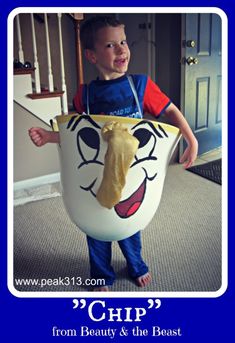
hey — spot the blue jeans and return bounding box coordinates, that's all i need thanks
[86,231,148,286]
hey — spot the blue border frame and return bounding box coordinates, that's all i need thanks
[1,1,234,341]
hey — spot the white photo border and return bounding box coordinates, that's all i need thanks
[8,6,228,298]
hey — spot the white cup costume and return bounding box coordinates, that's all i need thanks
[55,113,180,241]
[54,76,181,241]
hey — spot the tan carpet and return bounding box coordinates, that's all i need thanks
[13,164,222,293]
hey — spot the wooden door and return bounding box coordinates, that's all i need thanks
[181,13,222,155]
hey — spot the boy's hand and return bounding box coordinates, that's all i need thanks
[179,139,198,169]
[28,127,50,147]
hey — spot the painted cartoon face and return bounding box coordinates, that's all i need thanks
[56,115,180,241]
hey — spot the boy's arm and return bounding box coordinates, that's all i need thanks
[28,127,60,147]
[164,103,198,169]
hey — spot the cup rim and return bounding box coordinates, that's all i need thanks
[55,114,180,135]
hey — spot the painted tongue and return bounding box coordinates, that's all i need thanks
[126,202,142,217]
[114,180,146,218]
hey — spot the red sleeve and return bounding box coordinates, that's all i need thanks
[73,84,85,113]
[143,77,171,117]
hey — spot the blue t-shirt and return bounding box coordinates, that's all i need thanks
[73,74,170,119]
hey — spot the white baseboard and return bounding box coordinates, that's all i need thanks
[14,172,60,191]
[14,192,61,207]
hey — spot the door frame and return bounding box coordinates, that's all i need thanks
[180,13,187,158]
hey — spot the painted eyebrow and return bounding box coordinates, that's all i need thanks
[132,120,168,138]
[67,115,101,131]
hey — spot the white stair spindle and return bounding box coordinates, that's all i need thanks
[44,14,54,92]
[16,15,24,64]
[30,14,41,93]
[57,13,68,114]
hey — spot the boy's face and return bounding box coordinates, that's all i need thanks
[86,25,130,80]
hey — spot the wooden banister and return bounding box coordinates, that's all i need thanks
[70,13,84,87]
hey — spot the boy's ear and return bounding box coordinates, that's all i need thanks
[84,49,97,64]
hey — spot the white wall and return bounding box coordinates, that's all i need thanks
[14,103,60,182]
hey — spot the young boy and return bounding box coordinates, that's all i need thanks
[29,16,198,291]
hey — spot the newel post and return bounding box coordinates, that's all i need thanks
[70,13,84,88]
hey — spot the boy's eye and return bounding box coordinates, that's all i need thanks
[106,43,114,48]
[106,41,127,48]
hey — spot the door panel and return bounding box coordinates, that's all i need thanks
[198,14,211,56]
[182,13,222,155]
[195,77,209,130]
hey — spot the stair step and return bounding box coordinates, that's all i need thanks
[27,91,64,99]
[14,68,35,75]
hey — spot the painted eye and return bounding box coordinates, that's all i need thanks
[133,128,156,160]
[77,127,100,163]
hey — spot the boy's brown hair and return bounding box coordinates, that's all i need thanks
[80,15,123,50]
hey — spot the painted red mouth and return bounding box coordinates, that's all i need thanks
[114,179,146,218]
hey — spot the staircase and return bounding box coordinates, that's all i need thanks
[13,12,83,125]
[13,12,83,186]
[14,68,63,125]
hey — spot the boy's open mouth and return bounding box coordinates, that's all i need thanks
[115,58,127,66]
[114,179,146,218]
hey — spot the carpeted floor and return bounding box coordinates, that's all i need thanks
[13,164,222,293]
